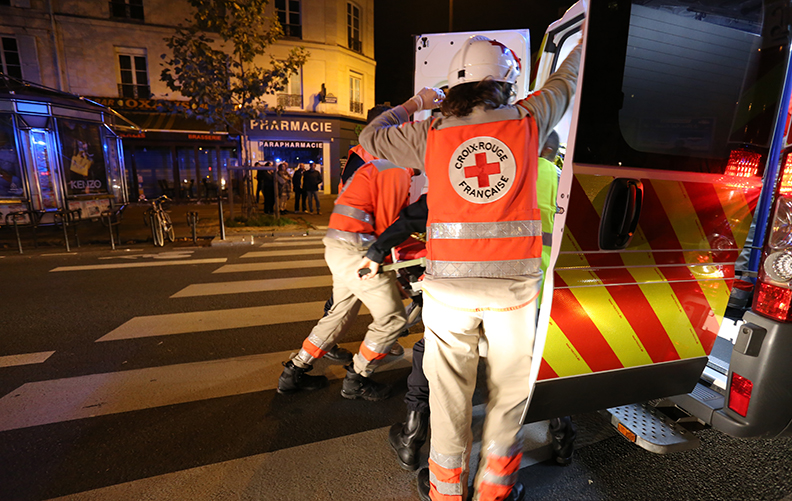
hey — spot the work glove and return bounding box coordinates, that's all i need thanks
[409,87,445,111]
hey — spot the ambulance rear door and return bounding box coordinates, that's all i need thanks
[525,0,785,423]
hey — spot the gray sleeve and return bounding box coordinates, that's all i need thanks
[518,44,581,150]
[359,106,432,170]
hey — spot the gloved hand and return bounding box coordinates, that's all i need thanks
[409,87,445,111]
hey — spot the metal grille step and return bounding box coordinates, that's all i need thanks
[606,403,700,454]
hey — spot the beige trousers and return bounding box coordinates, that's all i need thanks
[422,277,539,501]
[294,237,407,376]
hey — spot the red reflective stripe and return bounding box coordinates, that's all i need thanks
[537,359,558,380]
[641,182,720,354]
[487,452,522,476]
[301,339,327,359]
[429,485,463,501]
[682,182,737,257]
[551,274,624,372]
[428,459,463,484]
[477,481,512,501]
[359,342,387,362]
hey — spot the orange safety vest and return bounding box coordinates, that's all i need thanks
[348,144,377,164]
[424,115,542,278]
[328,159,414,246]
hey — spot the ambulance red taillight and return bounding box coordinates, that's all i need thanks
[753,153,792,321]
[727,373,753,417]
[725,149,762,178]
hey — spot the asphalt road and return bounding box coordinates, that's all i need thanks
[0,240,790,501]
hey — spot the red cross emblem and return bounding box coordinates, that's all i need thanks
[465,152,501,188]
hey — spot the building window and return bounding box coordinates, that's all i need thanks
[117,50,150,98]
[109,0,144,21]
[275,0,301,39]
[347,3,361,53]
[350,72,362,114]
[278,67,302,108]
[0,37,23,79]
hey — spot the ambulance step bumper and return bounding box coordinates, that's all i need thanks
[605,403,700,454]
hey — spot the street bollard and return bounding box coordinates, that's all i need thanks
[186,211,199,245]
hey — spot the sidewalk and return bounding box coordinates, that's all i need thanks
[0,193,336,253]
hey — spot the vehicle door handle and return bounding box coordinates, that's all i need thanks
[599,178,643,250]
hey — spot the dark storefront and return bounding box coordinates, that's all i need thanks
[87,97,240,202]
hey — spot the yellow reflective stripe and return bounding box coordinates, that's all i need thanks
[713,184,753,247]
[556,269,654,368]
[542,317,592,377]
[653,181,708,250]
[622,263,705,359]
[688,265,731,328]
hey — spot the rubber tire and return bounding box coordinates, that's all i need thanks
[162,212,175,242]
[151,212,164,247]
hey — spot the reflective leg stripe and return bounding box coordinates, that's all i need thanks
[358,340,388,362]
[301,338,328,359]
[478,452,522,500]
[428,459,464,500]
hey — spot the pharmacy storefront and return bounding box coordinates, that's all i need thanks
[246,113,365,194]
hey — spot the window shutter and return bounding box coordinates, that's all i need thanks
[15,35,41,83]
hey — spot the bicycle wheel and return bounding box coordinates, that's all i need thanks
[162,212,175,242]
[151,211,164,247]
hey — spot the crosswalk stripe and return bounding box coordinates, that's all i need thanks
[241,249,324,258]
[50,258,228,272]
[274,236,325,241]
[213,260,327,273]
[0,335,421,433]
[97,301,375,341]
[260,240,325,248]
[171,275,333,298]
[0,351,55,368]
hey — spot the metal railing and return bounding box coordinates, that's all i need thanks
[350,101,364,114]
[349,38,362,53]
[278,94,303,108]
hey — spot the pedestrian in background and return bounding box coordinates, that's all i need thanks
[277,162,291,213]
[360,35,582,501]
[303,163,323,214]
[293,163,307,213]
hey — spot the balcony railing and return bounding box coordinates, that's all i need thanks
[278,94,303,108]
[349,38,362,53]
[109,1,144,20]
[118,83,151,99]
[350,101,363,114]
[282,24,302,39]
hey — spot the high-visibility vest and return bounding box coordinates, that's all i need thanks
[537,156,559,273]
[348,144,377,164]
[328,159,413,246]
[424,115,541,278]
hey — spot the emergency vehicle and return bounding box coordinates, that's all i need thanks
[414,0,792,453]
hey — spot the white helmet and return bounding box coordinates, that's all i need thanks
[447,36,521,89]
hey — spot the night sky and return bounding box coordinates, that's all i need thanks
[373,0,577,105]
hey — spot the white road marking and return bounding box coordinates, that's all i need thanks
[99,251,194,261]
[241,249,324,258]
[171,275,333,298]
[0,351,55,368]
[213,259,327,273]
[41,253,77,256]
[50,258,227,272]
[98,301,338,341]
[0,335,421,433]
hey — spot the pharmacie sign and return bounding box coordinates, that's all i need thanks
[260,141,324,149]
[248,117,336,139]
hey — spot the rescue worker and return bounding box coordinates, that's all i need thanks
[277,108,417,401]
[358,35,582,501]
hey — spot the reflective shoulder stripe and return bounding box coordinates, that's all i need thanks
[429,220,541,240]
[426,258,541,278]
[332,204,373,225]
[325,228,375,247]
[369,158,407,172]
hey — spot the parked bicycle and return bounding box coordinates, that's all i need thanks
[143,195,175,247]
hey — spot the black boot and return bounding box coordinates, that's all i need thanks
[341,365,391,401]
[277,360,328,395]
[389,410,429,470]
[550,416,577,466]
[324,345,353,364]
